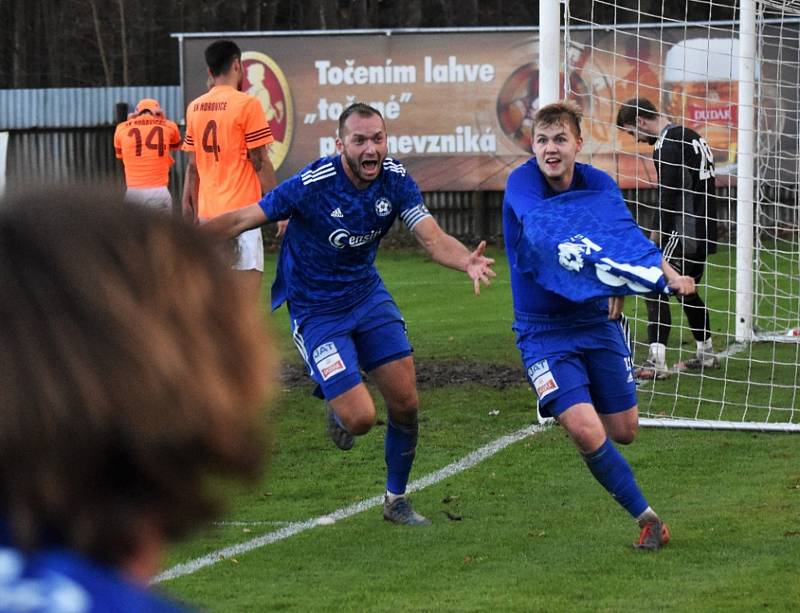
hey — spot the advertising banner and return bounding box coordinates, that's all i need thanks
[180,27,794,191]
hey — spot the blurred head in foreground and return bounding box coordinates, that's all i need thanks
[0,187,275,585]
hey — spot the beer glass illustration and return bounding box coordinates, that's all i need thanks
[662,38,741,172]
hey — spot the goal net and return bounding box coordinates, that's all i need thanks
[555,0,800,430]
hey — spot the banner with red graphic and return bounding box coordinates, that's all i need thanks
[180,27,794,191]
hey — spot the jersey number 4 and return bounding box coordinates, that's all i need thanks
[202,120,221,162]
[691,138,715,180]
[127,126,166,157]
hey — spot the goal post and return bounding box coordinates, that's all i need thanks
[736,0,756,344]
[538,0,561,106]
[540,0,800,431]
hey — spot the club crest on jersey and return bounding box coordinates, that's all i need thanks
[374,197,392,217]
[558,242,585,272]
[558,234,602,272]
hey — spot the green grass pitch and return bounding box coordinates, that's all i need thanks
[161,246,800,612]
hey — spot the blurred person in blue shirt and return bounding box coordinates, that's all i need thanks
[0,187,275,611]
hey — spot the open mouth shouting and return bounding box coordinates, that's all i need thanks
[361,157,380,176]
[338,113,389,188]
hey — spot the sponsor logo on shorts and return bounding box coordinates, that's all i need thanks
[527,359,549,380]
[317,353,346,381]
[313,342,338,362]
[533,371,559,400]
[374,197,392,217]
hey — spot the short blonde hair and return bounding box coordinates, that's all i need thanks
[533,100,583,139]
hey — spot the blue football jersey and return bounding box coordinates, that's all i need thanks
[0,544,187,612]
[504,160,612,320]
[259,155,430,314]
[504,160,666,320]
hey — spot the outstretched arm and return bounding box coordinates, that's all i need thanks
[248,145,284,237]
[412,216,496,295]
[249,145,278,194]
[199,203,270,241]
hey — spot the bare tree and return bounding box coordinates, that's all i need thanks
[457,0,479,26]
[11,0,25,87]
[261,0,281,29]
[117,0,129,85]
[88,0,112,86]
[341,0,377,28]
[404,0,423,28]
[0,0,744,88]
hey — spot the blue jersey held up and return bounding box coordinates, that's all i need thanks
[504,160,667,320]
[259,155,430,315]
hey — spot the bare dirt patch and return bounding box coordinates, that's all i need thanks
[280,358,526,390]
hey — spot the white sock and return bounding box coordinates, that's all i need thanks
[649,343,667,367]
[636,506,659,526]
[385,491,404,502]
[697,338,713,356]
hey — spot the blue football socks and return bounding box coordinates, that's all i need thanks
[582,437,649,518]
[385,416,418,496]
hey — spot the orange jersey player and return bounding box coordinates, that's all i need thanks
[182,39,277,301]
[113,98,181,213]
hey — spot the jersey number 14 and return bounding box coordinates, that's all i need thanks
[127,126,166,157]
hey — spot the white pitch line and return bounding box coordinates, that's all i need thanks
[153,423,545,584]
[212,521,290,527]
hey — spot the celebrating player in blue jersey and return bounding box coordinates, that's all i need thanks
[202,102,495,525]
[503,101,696,550]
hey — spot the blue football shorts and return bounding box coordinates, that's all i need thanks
[289,284,412,400]
[514,315,636,418]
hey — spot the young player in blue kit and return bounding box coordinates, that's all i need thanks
[202,103,496,525]
[503,101,696,549]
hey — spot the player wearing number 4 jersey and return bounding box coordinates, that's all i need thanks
[113,98,181,213]
[182,39,277,302]
[202,103,496,525]
[617,98,719,379]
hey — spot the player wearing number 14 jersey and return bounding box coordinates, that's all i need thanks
[617,98,719,378]
[182,39,277,301]
[113,98,181,213]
